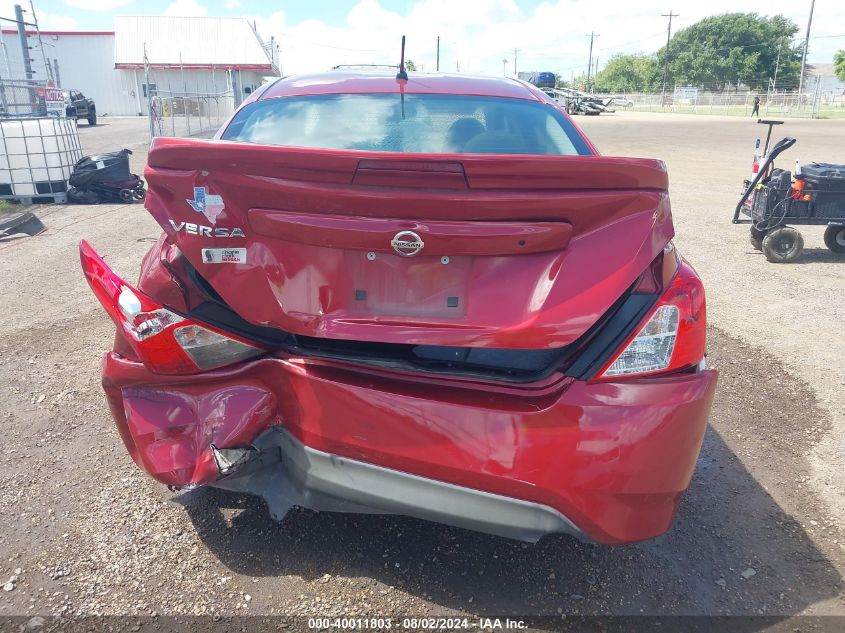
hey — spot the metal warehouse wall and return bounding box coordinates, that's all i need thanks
[2,31,269,117]
[133,68,268,116]
[0,31,138,116]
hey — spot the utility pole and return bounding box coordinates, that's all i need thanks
[773,38,782,93]
[513,48,519,77]
[797,0,816,105]
[0,43,6,113]
[28,0,52,83]
[502,58,507,76]
[14,4,34,81]
[660,10,679,106]
[144,42,154,138]
[436,36,440,71]
[585,31,598,91]
[766,38,784,116]
[14,4,37,107]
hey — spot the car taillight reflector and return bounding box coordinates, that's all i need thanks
[602,305,679,377]
[173,324,262,370]
[80,240,263,374]
[598,259,706,380]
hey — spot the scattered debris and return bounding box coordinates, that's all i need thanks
[0,211,46,241]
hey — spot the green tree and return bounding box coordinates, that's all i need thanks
[404,59,417,72]
[835,50,845,82]
[570,73,589,92]
[658,13,801,91]
[594,54,660,92]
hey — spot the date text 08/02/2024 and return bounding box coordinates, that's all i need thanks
[307,617,528,630]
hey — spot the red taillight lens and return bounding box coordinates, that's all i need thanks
[80,240,263,374]
[597,259,706,380]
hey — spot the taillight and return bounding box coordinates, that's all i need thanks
[597,259,706,380]
[80,240,263,374]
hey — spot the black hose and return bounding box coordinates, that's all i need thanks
[733,137,797,224]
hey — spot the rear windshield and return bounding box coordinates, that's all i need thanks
[222,93,590,155]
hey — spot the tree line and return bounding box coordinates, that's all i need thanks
[575,13,810,93]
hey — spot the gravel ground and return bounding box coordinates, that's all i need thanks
[0,113,843,626]
[579,113,845,526]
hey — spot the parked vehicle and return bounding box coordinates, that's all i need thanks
[64,89,97,125]
[517,71,557,89]
[80,71,717,544]
[532,71,557,88]
[541,88,616,115]
[609,96,634,108]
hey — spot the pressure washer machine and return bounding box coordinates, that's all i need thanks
[733,120,845,263]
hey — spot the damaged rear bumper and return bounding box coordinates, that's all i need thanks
[215,427,584,543]
[102,351,717,544]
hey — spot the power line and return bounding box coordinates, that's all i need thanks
[592,30,667,54]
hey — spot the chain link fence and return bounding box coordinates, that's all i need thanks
[598,90,845,119]
[0,79,48,117]
[148,88,235,139]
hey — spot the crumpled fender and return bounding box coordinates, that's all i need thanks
[103,353,278,487]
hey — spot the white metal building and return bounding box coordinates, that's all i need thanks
[114,16,279,116]
[1,16,279,117]
[1,29,119,113]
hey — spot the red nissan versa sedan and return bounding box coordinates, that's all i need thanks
[80,72,717,544]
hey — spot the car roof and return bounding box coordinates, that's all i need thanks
[260,71,544,102]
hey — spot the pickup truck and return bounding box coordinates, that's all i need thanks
[64,89,97,125]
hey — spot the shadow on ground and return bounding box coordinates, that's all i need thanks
[179,328,843,622]
[793,248,845,264]
[740,247,845,264]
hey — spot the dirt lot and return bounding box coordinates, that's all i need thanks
[0,113,843,626]
[74,116,151,154]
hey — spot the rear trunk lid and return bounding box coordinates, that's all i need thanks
[144,138,672,349]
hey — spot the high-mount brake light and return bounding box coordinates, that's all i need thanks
[598,260,706,380]
[79,240,263,374]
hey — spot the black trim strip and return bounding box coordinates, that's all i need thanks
[564,294,657,380]
[179,253,656,383]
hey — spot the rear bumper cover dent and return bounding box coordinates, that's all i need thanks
[102,351,717,544]
[216,427,586,543]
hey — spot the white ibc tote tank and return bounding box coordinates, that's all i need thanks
[0,117,83,202]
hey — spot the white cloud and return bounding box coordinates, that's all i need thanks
[225,0,241,8]
[63,0,135,11]
[247,0,845,79]
[0,1,78,31]
[39,13,80,30]
[163,0,208,17]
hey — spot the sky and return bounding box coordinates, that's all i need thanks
[1,0,843,78]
